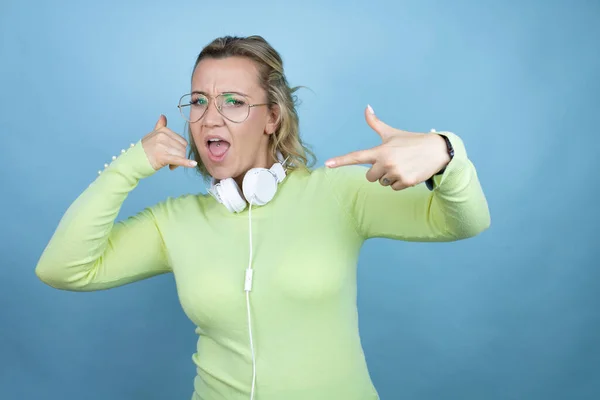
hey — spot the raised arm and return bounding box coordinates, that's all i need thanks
[324,106,490,242]
[35,116,197,291]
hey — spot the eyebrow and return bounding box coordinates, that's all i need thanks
[191,90,250,97]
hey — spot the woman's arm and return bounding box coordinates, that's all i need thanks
[325,131,490,242]
[35,141,170,291]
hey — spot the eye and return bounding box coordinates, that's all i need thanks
[191,94,208,106]
[221,94,246,107]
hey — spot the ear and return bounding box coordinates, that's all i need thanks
[265,104,281,135]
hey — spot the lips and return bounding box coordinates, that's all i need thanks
[206,136,231,162]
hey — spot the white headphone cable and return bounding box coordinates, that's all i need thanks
[245,201,257,400]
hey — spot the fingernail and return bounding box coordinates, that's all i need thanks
[325,160,335,167]
[189,160,197,166]
[367,104,375,115]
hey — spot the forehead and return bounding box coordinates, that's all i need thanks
[191,56,261,96]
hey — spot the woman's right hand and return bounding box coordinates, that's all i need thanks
[141,115,198,171]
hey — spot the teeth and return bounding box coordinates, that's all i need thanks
[208,138,225,147]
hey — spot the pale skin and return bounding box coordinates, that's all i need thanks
[325,105,451,190]
[141,56,450,194]
[141,56,278,192]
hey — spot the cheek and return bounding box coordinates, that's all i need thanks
[190,129,203,152]
[240,114,268,139]
[229,121,264,146]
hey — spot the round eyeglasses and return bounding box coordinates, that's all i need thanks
[177,92,270,124]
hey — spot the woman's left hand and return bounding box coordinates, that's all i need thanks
[325,105,451,191]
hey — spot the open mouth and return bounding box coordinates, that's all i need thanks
[206,138,231,161]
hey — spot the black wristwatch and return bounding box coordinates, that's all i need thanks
[425,131,454,191]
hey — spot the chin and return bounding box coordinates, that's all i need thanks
[201,155,236,180]
[209,169,232,181]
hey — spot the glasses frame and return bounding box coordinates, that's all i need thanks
[177,92,271,124]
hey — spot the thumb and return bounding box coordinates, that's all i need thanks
[365,105,393,140]
[154,114,167,130]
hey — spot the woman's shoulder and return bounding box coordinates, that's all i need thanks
[290,164,368,181]
[144,192,208,220]
[147,165,372,216]
[300,164,369,188]
[281,165,370,203]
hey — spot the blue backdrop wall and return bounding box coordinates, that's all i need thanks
[1,0,598,399]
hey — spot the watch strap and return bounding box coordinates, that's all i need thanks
[425,130,454,190]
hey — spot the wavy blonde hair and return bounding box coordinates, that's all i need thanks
[186,35,316,181]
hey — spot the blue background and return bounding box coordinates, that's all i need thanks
[1,0,599,399]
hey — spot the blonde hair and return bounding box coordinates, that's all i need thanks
[186,35,316,181]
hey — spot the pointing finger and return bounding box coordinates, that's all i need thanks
[325,148,377,168]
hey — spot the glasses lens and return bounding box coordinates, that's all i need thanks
[179,93,208,123]
[217,93,249,123]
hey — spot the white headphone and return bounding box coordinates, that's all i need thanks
[208,151,287,213]
[208,152,288,399]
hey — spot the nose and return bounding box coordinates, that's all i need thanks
[202,99,224,127]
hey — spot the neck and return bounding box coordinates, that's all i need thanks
[233,175,246,192]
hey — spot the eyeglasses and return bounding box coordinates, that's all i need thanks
[177,92,270,124]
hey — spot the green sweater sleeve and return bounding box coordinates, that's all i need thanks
[35,141,171,291]
[325,131,491,242]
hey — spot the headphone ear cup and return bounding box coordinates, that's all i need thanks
[243,168,278,206]
[219,178,247,213]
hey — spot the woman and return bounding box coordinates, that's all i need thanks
[36,35,490,400]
